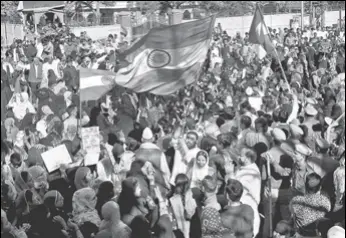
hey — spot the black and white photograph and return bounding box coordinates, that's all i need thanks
[1,1,345,238]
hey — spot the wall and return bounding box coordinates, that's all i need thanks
[325,10,345,26]
[70,24,122,40]
[1,23,25,46]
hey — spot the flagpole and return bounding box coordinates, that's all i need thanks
[267,158,273,238]
[256,4,291,92]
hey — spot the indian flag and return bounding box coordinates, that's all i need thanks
[79,68,117,102]
[115,15,216,95]
[249,5,275,59]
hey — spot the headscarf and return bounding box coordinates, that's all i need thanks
[14,171,34,194]
[74,167,91,190]
[15,189,42,216]
[11,92,36,121]
[96,201,131,238]
[26,146,46,167]
[72,187,101,227]
[27,166,48,190]
[190,150,210,188]
[43,190,64,216]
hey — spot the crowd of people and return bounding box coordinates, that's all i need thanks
[1,16,345,238]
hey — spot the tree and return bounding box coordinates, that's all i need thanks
[1,1,21,23]
[65,1,116,24]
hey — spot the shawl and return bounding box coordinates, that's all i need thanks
[72,187,101,227]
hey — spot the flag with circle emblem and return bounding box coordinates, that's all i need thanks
[79,68,117,101]
[249,5,275,59]
[115,16,216,95]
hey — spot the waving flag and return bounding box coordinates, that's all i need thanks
[249,5,275,59]
[79,68,117,101]
[116,16,216,95]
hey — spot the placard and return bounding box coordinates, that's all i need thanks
[83,152,100,166]
[41,144,72,173]
[81,127,101,153]
[319,41,331,53]
[81,127,101,165]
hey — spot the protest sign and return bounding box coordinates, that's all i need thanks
[81,127,101,165]
[41,145,72,173]
[319,41,331,53]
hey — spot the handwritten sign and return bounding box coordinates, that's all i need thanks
[319,41,331,53]
[41,145,72,173]
[81,127,101,165]
[81,127,101,153]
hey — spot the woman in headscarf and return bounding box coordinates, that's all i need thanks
[14,171,42,203]
[74,166,93,191]
[1,209,28,238]
[25,190,71,238]
[187,150,212,189]
[4,117,18,144]
[95,201,132,238]
[72,187,101,227]
[43,190,66,218]
[15,189,42,226]
[27,165,49,199]
[7,92,36,121]
[95,181,117,218]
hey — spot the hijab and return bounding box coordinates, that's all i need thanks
[11,92,36,121]
[191,150,210,188]
[15,189,41,216]
[96,201,131,238]
[43,190,64,216]
[14,171,34,194]
[27,166,48,190]
[74,167,91,190]
[72,187,101,227]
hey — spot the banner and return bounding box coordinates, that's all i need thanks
[41,144,72,173]
[81,126,101,165]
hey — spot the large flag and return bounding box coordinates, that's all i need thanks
[249,5,275,59]
[79,68,117,102]
[115,16,216,95]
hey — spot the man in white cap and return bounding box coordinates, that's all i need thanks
[135,127,171,191]
[328,226,345,238]
[302,104,320,151]
[261,128,294,238]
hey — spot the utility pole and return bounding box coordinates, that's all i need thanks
[340,2,343,29]
[96,1,100,25]
[301,1,304,28]
[310,1,313,26]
